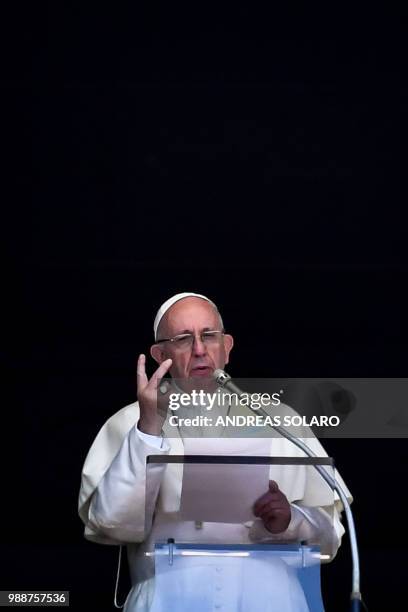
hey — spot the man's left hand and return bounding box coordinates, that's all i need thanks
[253,480,291,534]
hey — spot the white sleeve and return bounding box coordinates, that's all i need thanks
[87,424,170,543]
[248,503,344,561]
[136,427,167,450]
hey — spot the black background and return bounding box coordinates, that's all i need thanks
[4,3,408,611]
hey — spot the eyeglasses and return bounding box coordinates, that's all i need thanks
[156,330,225,351]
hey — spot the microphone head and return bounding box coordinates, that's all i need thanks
[213,368,231,387]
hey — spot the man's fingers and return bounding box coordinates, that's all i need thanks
[253,492,273,516]
[254,481,291,532]
[157,379,174,416]
[262,508,285,522]
[136,354,149,390]
[254,487,284,515]
[149,359,173,389]
[258,501,287,516]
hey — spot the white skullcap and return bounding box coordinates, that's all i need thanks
[153,292,215,340]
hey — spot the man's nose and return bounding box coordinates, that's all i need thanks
[192,334,207,355]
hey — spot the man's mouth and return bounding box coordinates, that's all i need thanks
[190,366,213,377]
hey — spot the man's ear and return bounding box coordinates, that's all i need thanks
[150,344,166,365]
[223,334,234,365]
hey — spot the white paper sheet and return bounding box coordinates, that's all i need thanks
[179,438,272,523]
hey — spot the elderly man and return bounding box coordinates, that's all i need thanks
[79,292,351,612]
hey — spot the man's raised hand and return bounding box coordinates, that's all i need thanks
[137,354,172,436]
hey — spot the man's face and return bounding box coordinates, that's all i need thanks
[150,297,233,385]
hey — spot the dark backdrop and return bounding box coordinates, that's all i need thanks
[5,3,408,611]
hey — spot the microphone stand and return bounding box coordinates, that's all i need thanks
[214,369,363,611]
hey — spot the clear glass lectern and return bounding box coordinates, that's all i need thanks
[142,455,335,612]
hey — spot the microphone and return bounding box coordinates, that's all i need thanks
[212,368,363,611]
[213,369,244,396]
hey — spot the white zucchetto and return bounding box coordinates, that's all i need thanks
[153,292,215,340]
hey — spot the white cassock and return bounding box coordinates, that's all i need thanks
[78,398,352,612]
